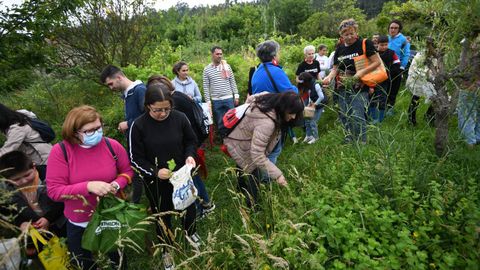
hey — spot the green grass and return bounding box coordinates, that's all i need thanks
[121,88,479,269]
[2,76,478,269]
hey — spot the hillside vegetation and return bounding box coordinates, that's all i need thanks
[1,0,479,269]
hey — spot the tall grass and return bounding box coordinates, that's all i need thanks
[1,43,478,269]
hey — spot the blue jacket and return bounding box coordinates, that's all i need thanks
[252,62,298,94]
[122,82,147,128]
[388,33,410,69]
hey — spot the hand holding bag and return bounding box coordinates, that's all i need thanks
[170,164,198,210]
[303,106,315,118]
[29,227,71,270]
[81,195,148,253]
[353,39,388,87]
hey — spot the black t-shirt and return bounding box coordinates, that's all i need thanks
[129,110,197,179]
[379,48,401,77]
[296,60,321,78]
[334,38,376,74]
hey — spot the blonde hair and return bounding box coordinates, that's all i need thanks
[61,105,102,144]
[338,18,358,34]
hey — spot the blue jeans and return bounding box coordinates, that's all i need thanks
[305,106,323,139]
[337,89,369,143]
[268,140,283,164]
[286,127,296,139]
[259,140,283,183]
[457,89,480,145]
[212,98,235,137]
[193,175,210,214]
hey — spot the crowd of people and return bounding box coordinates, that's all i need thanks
[1,17,478,270]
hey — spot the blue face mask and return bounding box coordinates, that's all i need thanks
[82,128,103,146]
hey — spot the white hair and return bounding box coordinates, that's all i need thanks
[304,45,315,54]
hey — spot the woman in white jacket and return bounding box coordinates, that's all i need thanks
[172,61,203,103]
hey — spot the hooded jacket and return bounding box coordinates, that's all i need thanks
[173,76,203,103]
[224,106,282,179]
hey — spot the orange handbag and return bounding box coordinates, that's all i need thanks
[353,39,388,87]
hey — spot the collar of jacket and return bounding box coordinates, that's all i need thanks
[174,76,192,85]
[122,83,142,99]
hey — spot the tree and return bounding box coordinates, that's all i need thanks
[268,0,311,35]
[0,0,83,91]
[393,0,480,156]
[298,0,367,39]
[54,0,156,71]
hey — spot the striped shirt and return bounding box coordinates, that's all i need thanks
[202,63,239,102]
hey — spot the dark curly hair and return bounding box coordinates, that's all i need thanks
[0,103,29,133]
[253,92,304,127]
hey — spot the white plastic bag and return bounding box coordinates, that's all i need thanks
[170,164,198,210]
[0,238,21,270]
[200,103,213,125]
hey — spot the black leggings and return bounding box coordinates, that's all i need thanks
[408,95,435,125]
[143,179,196,245]
[387,72,403,108]
[237,168,262,209]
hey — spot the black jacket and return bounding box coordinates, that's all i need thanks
[129,110,197,180]
[1,184,65,227]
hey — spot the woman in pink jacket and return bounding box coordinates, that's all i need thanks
[46,105,133,269]
[223,92,304,208]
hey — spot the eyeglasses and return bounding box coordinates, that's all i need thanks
[389,26,399,29]
[149,106,171,113]
[78,126,103,136]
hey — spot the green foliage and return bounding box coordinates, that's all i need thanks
[2,1,479,269]
[54,0,158,71]
[2,75,124,143]
[299,0,367,38]
[0,0,84,92]
[268,0,312,35]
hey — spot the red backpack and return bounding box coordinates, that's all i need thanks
[222,103,251,136]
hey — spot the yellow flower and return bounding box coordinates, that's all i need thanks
[413,231,419,238]
[266,223,270,229]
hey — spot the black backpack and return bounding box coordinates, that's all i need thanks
[29,118,56,143]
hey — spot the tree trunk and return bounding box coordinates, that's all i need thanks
[432,91,450,156]
[426,37,450,156]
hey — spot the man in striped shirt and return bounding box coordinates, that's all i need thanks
[203,46,239,138]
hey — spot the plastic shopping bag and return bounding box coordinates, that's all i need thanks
[170,164,198,210]
[81,195,148,253]
[200,103,213,125]
[0,238,21,270]
[29,227,71,270]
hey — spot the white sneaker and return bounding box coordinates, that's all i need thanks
[162,252,175,270]
[189,232,202,249]
[302,136,312,143]
[292,137,299,144]
[308,138,317,144]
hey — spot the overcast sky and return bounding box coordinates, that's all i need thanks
[1,0,251,11]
